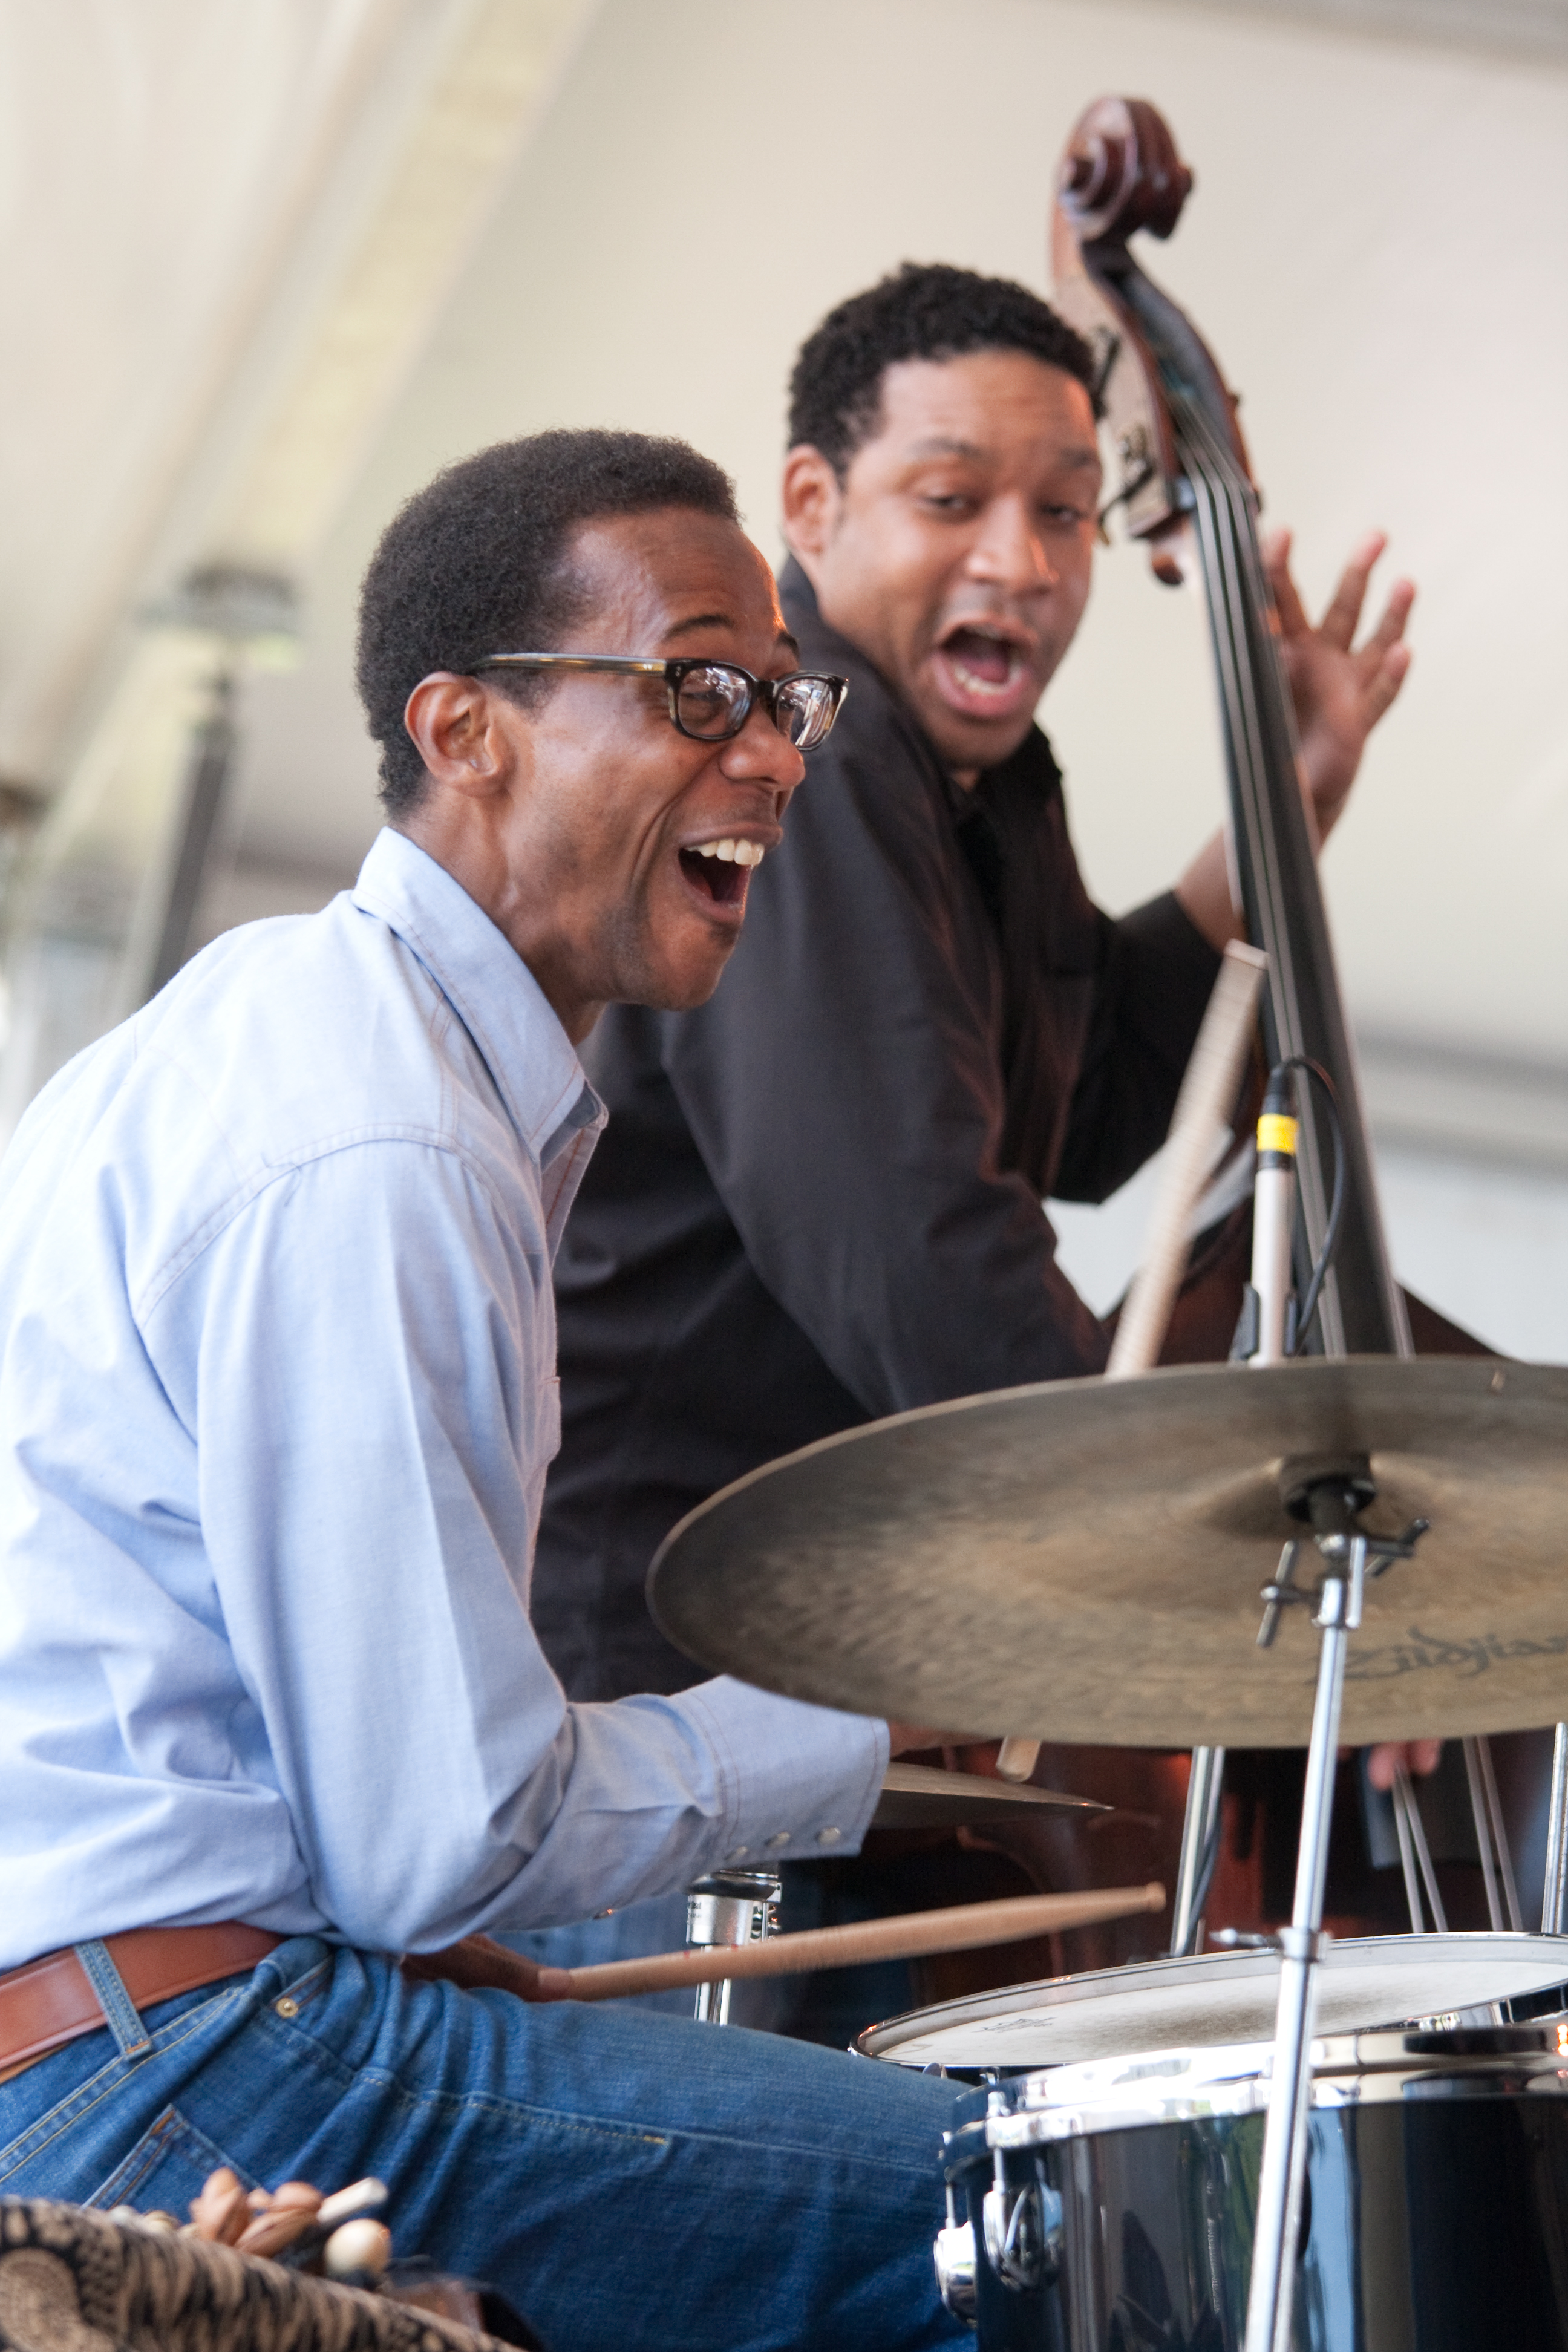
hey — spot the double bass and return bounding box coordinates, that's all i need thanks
[926,97,1503,1993]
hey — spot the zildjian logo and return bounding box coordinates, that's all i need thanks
[1345,1628,1568,1682]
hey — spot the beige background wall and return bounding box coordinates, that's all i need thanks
[235,0,1568,1062]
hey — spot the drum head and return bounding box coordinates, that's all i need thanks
[857,1933,1568,2069]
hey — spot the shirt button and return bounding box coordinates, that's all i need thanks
[274,1996,300,2019]
[764,1831,791,1849]
[816,1826,843,1847]
[725,1846,750,1863]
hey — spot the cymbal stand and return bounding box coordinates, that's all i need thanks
[1462,1735,1523,1931]
[1174,1067,1296,1962]
[1244,1478,1428,2352]
[685,1869,780,2024]
[1390,1759,1446,1932]
[1541,1724,1568,1936]
[1169,1745,1226,1957]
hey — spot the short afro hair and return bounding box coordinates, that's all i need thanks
[356,428,739,812]
[788,263,1099,479]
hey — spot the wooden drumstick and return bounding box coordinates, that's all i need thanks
[996,939,1267,1785]
[541,1883,1164,2004]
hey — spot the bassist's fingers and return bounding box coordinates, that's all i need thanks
[1261,527,1312,639]
[1361,640,1413,727]
[1315,529,1388,650]
[1357,575,1416,662]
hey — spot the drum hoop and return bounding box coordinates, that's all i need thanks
[982,2022,1568,2149]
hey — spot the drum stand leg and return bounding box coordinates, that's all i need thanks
[1462,1734,1523,1932]
[1390,1760,1446,1933]
[1243,1479,1427,2352]
[1170,1745,1226,1957]
[1541,1723,1568,1936]
[685,1870,780,2024]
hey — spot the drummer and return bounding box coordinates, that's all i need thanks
[529,264,1435,1998]
[0,429,969,2352]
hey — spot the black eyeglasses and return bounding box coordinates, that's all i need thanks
[472,653,848,753]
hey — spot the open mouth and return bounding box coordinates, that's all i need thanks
[678,837,765,910]
[932,624,1037,719]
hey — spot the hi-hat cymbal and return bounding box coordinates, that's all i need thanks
[648,1358,1568,1750]
[872,1761,1108,1829]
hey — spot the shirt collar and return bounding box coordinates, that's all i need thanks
[351,828,603,1160]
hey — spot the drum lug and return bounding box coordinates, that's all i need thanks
[933,2216,978,2325]
[981,2165,1062,2294]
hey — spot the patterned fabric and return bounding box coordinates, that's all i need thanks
[0,2203,503,2352]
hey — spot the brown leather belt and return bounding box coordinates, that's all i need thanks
[0,1924,284,2082]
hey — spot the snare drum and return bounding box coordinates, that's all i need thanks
[936,2022,1568,2348]
[861,1933,1568,2073]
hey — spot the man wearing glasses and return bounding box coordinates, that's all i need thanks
[0,430,967,2351]
[529,267,1422,2010]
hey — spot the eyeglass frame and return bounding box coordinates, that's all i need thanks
[470,652,848,750]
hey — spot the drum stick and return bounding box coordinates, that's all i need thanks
[996,941,1267,1783]
[546,1883,1164,2004]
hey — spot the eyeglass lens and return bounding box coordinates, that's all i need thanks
[673,665,837,752]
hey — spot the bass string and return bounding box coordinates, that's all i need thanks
[1173,392,1409,1359]
[1174,410,1347,1348]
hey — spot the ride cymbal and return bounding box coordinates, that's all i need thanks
[648,1358,1568,1749]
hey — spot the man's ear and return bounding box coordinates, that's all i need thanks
[403,673,514,799]
[780,445,843,570]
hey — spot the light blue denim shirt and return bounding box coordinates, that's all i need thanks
[0,828,886,1967]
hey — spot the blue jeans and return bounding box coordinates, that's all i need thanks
[0,1937,965,2351]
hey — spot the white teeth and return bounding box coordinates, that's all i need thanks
[690,838,765,866]
[949,661,1018,697]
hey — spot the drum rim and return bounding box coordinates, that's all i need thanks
[972,2020,1568,2149]
[857,1930,1568,2060]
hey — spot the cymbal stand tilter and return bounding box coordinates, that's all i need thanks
[1243,1471,1428,2352]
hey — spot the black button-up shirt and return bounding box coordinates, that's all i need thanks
[532,562,1221,1700]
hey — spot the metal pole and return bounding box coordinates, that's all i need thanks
[1462,1737,1505,1932]
[1476,1737,1523,1933]
[1244,1533,1364,2352]
[1459,1735,1522,1933]
[1390,1770,1425,1934]
[685,1870,780,2024]
[1392,1762,1446,1933]
[1170,1745,1226,1957]
[1543,1725,1568,1937]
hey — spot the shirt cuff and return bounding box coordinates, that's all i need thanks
[676,1677,889,1867]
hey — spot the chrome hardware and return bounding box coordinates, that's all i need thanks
[685,1869,780,2025]
[1256,1540,1303,1648]
[1170,1743,1226,1956]
[933,2185,979,2326]
[1544,1724,1568,1937]
[979,2139,1061,2294]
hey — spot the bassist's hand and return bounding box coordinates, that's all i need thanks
[1266,526,1414,842]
